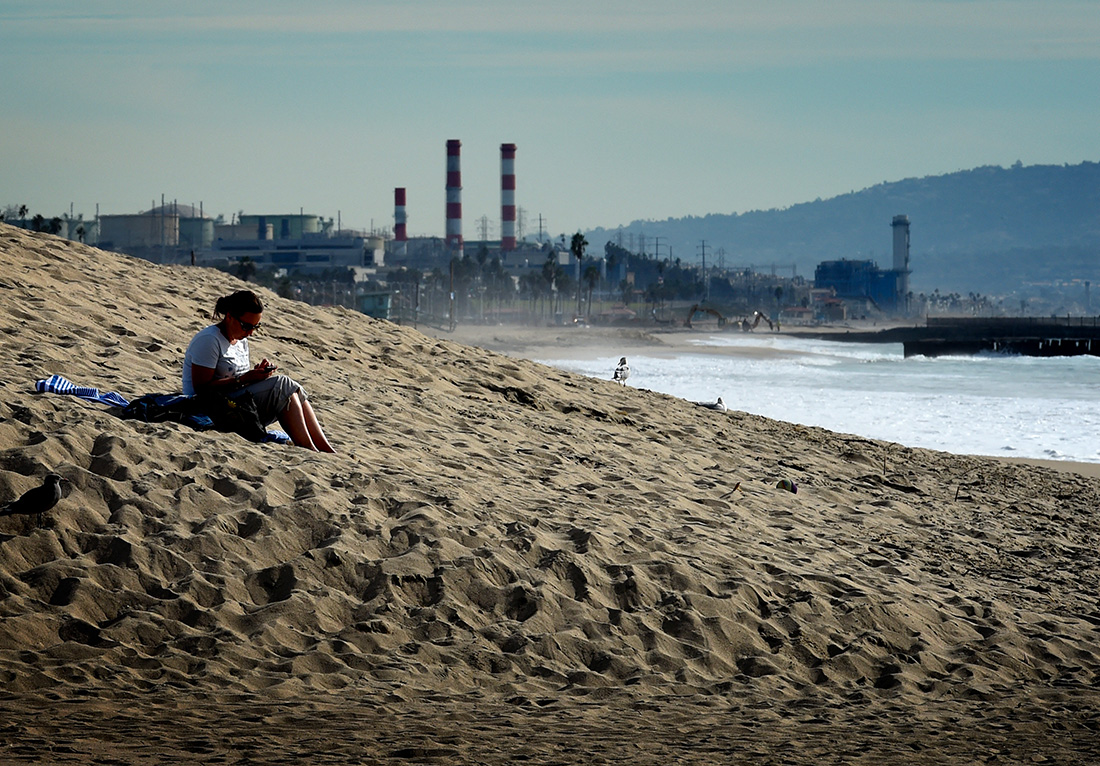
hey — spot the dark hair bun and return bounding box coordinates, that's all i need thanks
[214,290,263,319]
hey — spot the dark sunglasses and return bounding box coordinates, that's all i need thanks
[234,315,261,332]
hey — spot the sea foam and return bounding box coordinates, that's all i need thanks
[540,334,1100,463]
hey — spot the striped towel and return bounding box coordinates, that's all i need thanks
[34,374,130,408]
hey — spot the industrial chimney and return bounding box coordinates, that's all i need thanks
[445,140,463,253]
[501,143,517,252]
[394,188,407,242]
[892,214,911,312]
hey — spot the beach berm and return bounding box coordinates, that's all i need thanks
[1,223,1098,764]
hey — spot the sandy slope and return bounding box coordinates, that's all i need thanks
[0,223,1098,764]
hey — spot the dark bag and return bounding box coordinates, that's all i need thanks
[196,390,270,443]
[120,393,215,430]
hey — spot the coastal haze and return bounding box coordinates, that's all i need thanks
[4,2,1100,763]
[3,1,1100,238]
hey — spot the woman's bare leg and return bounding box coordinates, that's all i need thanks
[301,398,336,453]
[279,393,318,450]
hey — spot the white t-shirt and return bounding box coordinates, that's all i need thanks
[182,324,250,396]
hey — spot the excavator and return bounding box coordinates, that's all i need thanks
[740,311,774,332]
[684,304,726,329]
[685,305,774,332]
[739,310,774,332]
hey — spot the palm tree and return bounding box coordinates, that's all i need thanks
[620,279,632,307]
[570,231,587,261]
[571,231,588,317]
[542,253,558,291]
[583,263,600,318]
[235,256,257,282]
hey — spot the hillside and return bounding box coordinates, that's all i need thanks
[1,223,1098,763]
[587,161,1100,293]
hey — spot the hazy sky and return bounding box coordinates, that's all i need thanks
[3,1,1098,238]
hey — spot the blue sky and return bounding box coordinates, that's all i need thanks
[3,0,1098,239]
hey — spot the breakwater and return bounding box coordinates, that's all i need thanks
[790,317,1100,357]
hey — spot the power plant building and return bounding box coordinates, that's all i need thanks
[236,214,322,240]
[99,212,179,250]
[98,203,214,259]
[209,213,383,272]
[813,215,912,314]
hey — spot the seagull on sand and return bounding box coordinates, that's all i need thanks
[697,397,727,412]
[1,473,62,527]
[613,357,630,386]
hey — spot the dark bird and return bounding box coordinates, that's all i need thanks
[1,473,62,527]
[613,357,630,386]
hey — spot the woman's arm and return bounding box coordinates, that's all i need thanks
[189,361,275,395]
[189,363,238,395]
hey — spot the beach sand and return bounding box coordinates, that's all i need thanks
[1,223,1098,764]
[424,323,1100,480]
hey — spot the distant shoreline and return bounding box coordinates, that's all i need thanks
[418,320,1100,478]
[996,455,1100,479]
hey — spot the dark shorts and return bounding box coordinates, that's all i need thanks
[235,374,307,426]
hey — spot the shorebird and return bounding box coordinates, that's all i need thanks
[1,473,62,527]
[613,357,630,386]
[697,397,727,412]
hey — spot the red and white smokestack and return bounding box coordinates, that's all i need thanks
[445,139,463,252]
[394,187,407,242]
[501,143,517,252]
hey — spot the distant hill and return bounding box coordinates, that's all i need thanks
[586,161,1100,294]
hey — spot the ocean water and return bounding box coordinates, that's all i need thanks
[537,334,1100,464]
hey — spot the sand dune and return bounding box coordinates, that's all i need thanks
[1,223,1098,764]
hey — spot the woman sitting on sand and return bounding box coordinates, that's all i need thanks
[182,289,335,452]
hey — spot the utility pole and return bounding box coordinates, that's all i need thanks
[698,240,709,302]
[449,258,456,331]
[653,236,666,261]
[576,254,583,319]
